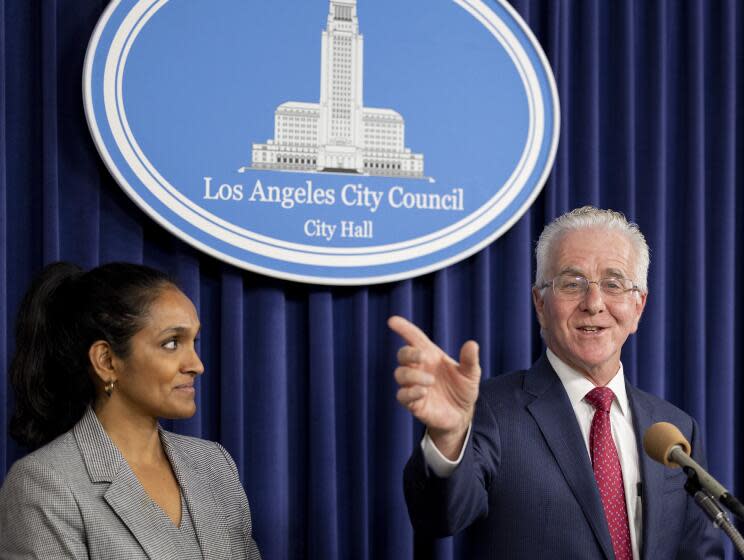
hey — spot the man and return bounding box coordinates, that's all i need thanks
[390,206,723,559]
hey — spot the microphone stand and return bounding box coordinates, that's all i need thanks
[684,469,744,557]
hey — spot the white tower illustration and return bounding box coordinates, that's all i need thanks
[251,0,424,178]
[317,0,364,172]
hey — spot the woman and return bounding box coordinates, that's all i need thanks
[0,262,261,559]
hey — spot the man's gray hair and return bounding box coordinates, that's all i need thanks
[534,206,650,293]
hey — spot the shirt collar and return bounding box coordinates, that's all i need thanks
[546,348,630,417]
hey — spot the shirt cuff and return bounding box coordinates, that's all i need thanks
[420,423,472,478]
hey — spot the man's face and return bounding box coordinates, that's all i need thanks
[532,228,647,385]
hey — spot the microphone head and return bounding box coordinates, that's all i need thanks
[643,422,691,468]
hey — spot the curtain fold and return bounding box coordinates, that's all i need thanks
[733,0,744,514]
[0,0,7,479]
[1,1,741,558]
[246,283,292,558]
[307,291,339,559]
[701,0,737,492]
[41,0,59,262]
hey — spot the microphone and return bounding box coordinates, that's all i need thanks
[643,422,744,521]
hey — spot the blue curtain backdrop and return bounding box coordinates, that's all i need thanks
[1,0,742,558]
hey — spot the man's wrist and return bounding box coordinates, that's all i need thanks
[421,423,473,478]
[427,412,473,460]
[428,428,468,460]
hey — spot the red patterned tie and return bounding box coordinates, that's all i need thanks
[585,387,632,560]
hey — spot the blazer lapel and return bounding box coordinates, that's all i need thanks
[161,431,232,560]
[104,471,183,559]
[74,408,182,560]
[525,356,615,560]
[626,385,665,560]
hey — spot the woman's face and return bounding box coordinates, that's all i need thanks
[112,287,204,420]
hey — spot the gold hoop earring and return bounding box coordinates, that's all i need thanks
[104,379,118,397]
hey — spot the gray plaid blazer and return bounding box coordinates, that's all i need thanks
[0,408,262,559]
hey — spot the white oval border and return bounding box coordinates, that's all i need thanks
[84,0,560,285]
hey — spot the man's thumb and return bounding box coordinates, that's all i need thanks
[459,340,480,378]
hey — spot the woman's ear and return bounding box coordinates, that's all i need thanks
[88,340,117,386]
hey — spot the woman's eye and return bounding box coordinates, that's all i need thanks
[163,339,178,350]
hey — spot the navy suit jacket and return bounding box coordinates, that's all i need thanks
[404,354,724,559]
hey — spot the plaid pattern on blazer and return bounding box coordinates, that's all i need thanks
[0,407,262,560]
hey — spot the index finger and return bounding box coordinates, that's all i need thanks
[388,315,433,349]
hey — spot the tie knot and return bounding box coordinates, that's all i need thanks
[585,386,615,412]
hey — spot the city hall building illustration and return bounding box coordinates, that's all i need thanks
[251,0,425,178]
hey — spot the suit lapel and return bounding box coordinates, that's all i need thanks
[103,469,183,559]
[161,431,232,560]
[74,408,182,560]
[626,385,665,560]
[525,356,615,560]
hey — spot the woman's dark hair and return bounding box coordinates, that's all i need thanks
[9,261,174,449]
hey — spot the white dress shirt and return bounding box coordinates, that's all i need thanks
[421,349,642,560]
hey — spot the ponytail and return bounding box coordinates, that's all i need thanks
[9,261,173,449]
[9,263,91,448]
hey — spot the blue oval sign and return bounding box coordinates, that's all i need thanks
[84,0,559,285]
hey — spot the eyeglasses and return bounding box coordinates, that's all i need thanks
[539,274,640,301]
